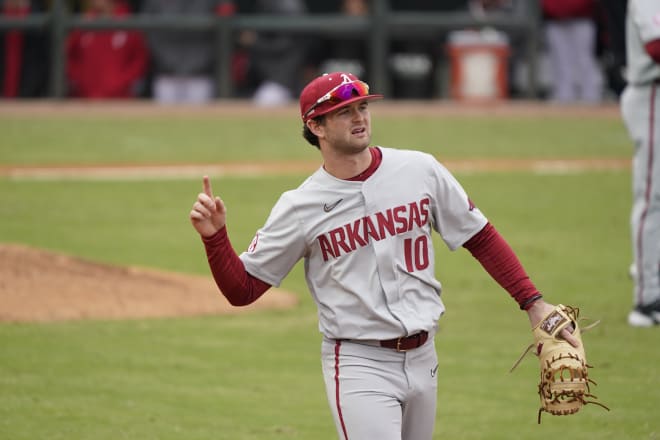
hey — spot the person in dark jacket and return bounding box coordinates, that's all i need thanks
[247,0,308,106]
[141,0,233,104]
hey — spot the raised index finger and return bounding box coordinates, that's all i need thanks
[203,175,213,197]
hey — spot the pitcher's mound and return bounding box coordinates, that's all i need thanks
[0,244,298,323]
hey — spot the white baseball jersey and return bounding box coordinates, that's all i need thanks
[240,146,488,340]
[625,0,660,85]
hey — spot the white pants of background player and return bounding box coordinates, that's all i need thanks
[321,337,438,440]
[152,75,214,105]
[545,18,604,103]
[621,83,660,309]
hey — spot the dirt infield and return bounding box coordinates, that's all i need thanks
[0,243,298,323]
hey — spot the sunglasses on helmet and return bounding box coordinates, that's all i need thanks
[303,80,371,119]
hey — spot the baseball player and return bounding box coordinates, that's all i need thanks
[621,0,660,327]
[189,71,578,439]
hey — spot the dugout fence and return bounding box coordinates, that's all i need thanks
[0,0,541,100]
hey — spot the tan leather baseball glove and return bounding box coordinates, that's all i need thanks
[510,304,609,423]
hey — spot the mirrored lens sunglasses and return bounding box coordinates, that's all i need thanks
[303,80,370,119]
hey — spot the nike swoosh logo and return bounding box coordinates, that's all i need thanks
[323,199,343,212]
[431,364,439,378]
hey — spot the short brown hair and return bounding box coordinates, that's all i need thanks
[301,115,325,149]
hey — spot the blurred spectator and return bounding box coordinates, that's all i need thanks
[469,0,513,17]
[307,0,369,80]
[598,0,627,97]
[246,0,308,107]
[66,0,148,99]
[388,1,462,98]
[388,40,436,99]
[468,0,536,22]
[141,0,234,104]
[1,0,49,98]
[342,0,368,18]
[542,0,604,103]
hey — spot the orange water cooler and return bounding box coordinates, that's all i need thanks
[447,29,510,101]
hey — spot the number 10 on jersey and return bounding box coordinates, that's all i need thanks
[404,235,430,272]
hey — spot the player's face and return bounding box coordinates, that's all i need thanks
[320,101,372,154]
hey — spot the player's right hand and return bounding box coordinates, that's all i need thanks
[189,175,227,238]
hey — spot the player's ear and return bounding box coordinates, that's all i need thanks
[306,118,324,138]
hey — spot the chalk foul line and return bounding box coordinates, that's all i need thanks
[0,158,631,181]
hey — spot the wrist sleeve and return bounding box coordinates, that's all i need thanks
[463,223,541,310]
[201,227,271,306]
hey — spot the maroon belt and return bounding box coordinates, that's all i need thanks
[379,331,429,352]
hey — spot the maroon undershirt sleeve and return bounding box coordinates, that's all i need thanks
[201,227,271,306]
[463,222,541,310]
[645,39,660,64]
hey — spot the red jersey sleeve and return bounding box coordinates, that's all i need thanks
[463,223,541,310]
[201,227,271,306]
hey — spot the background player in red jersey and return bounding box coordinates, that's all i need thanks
[66,0,147,99]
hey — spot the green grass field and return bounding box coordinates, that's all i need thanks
[1,103,658,439]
